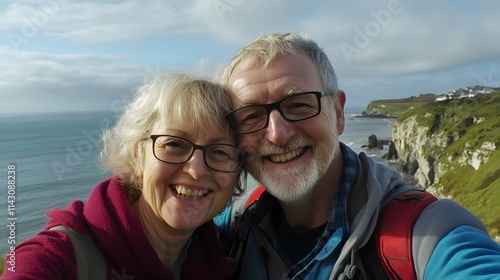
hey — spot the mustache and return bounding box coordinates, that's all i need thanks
[251,135,313,156]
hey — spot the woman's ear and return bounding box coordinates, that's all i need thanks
[133,143,145,179]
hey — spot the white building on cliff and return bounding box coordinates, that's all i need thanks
[435,86,497,102]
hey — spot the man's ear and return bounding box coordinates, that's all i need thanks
[335,90,346,135]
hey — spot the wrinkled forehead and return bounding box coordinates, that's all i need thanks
[227,53,324,103]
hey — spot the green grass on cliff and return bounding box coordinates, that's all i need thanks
[366,101,426,116]
[366,94,435,116]
[439,150,500,237]
[398,91,500,237]
[399,92,500,151]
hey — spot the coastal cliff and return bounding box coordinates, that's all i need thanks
[362,94,436,117]
[391,91,500,240]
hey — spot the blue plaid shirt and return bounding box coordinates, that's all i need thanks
[289,142,359,279]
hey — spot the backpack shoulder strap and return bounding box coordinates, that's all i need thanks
[376,189,437,280]
[245,185,265,208]
[50,225,107,280]
[411,198,489,279]
[229,185,268,276]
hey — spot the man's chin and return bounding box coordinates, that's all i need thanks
[259,167,316,201]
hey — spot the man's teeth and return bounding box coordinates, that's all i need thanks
[270,148,304,163]
[174,186,209,199]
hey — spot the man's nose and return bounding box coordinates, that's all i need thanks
[265,110,295,145]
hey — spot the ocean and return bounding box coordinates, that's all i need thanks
[0,107,395,255]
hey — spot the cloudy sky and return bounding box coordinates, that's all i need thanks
[1,0,500,113]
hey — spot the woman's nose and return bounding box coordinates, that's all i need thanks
[183,149,209,179]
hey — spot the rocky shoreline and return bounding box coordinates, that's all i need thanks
[360,134,417,186]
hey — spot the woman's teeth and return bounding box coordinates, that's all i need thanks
[270,147,304,163]
[174,186,209,200]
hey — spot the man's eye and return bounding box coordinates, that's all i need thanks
[287,102,313,110]
[241,112,264,123]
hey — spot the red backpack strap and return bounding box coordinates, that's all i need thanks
[245,185,266,208]
[376,189,438,280]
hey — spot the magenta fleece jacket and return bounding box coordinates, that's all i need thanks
[1,176,233,280]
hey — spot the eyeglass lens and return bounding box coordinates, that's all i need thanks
[151,135,242,172]
[228,92,322,134]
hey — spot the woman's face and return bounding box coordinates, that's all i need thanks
[139,122,239,231]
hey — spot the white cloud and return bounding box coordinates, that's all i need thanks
[305,1,500,77]
[1,0,500,113]
[1,0,187,45]
[0,46,149,113]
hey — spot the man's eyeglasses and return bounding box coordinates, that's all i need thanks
[150,135,245,173]
[225,91,329,134]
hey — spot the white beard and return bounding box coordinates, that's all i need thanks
[261,157,321,204]
[246,130,339,205]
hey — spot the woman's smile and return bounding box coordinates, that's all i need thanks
[172,185,212,200]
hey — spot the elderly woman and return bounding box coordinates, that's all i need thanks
[1,74,245,280]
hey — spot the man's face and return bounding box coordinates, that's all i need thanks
[227,53,345,203]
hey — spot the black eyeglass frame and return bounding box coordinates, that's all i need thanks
[149,134,245,173]
[225,91,329,135]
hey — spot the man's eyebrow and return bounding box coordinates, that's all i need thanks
[284,88,307,96]
[237,89,309,106]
